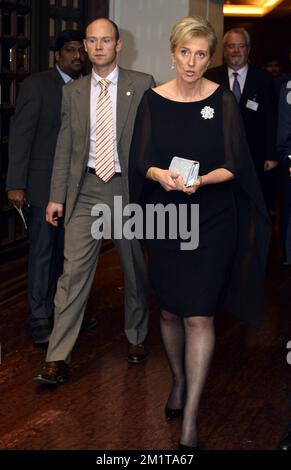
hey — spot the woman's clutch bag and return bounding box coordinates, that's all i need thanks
[169,156,200,187]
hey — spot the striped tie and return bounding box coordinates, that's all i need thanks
[95,79,115,182]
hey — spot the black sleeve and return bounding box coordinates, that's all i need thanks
[222,89,267,215]
[221,89,271,327]
[128,91,156,203]
[6,76,42,190]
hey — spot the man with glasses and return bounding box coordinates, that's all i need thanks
[6,30,86,344]
[205,28,277,200]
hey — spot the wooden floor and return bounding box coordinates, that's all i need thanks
[0,223,291,451]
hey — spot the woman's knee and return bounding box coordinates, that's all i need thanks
[184,315,214,330]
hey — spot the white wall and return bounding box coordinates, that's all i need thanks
[110,0,188,83]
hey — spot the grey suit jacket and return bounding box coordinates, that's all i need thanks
[50,67,155,224]
[6,67,65,207]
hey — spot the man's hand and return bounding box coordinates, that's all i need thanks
[46,202,63,226]
[8,190,26,207]
[264,160,278,171]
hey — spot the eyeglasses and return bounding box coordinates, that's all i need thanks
[224,44,248,50]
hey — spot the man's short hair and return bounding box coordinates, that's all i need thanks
[85,18,120,43]
[54,29,85,51]
[106,19,120,42]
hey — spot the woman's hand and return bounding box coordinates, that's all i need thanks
[180,176,202,195]
[147,167,181,191]
[146,167,203,194]
[159,170,185,191]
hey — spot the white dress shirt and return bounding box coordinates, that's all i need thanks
[227,63,248,94]
[87,66,121,173]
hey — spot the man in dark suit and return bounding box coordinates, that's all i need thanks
[6,30,86,344]
[277,77,291,263]
[33,18,155,385]
[277,79,291,451]
[205,28,277,200]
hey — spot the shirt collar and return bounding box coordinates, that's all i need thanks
[56,64,76,84]
[92,65,119,87]
[227,63,248,79]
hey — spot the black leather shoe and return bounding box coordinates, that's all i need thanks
[178,443,199,451]
[165,406,183,420]
[278,431,291,451]
[31,325,51,344]
[128,342,147,364]
[33,361,69,385]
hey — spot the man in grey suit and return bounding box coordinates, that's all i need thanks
[34,18,154,384]
[6,30,86,344]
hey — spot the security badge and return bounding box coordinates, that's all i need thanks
[246,98,259,111]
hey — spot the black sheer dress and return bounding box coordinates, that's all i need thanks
[129,86,270,327]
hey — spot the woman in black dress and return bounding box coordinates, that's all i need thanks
[129,16,270,450]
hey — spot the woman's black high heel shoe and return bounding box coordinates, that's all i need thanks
[165,406,183,420]
[178,442,199,451]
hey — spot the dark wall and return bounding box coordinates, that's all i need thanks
[0,0,109,261]
[84,0,109,26]
[224,16,291,73]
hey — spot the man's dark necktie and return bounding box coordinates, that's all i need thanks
[232,72,241,103]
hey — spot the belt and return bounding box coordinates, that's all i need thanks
[86,167,121,176]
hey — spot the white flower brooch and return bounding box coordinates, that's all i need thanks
[200,106,214,120]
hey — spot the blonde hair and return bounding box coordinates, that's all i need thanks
[170,16,217,57]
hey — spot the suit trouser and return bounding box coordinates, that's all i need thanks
[46,173,149,363]
[27,206,64,328]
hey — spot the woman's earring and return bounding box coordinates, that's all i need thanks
[171,61,176,70]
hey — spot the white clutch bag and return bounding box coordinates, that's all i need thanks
[169,156,200,187]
